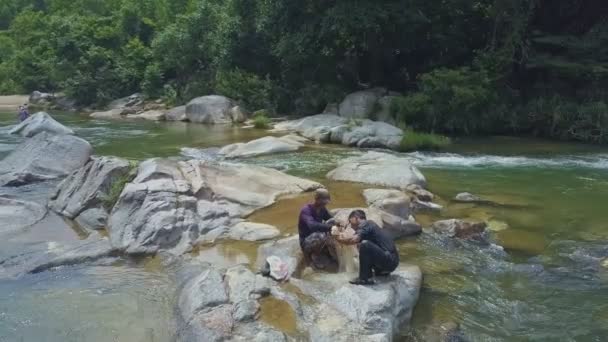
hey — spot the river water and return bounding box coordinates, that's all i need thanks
[1,111,607,341]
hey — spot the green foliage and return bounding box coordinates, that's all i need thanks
[142,63,164,99]
[392,67,497,135]
[400,129,451,152]
[252,114,271,129]
[214,69,275,111]
[101,161,137,210]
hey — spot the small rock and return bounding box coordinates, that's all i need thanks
[363,189,411,218]
[431,219,487,241]
[411,199,443,213]
[229,222,281,241]
[454,192,483,203]
[405,183,435,202]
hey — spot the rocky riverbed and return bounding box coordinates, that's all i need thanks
[1,110,607,341]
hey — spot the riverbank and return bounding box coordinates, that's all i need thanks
[0,95,28,112]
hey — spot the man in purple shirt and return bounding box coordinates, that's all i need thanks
[298,189,338,269]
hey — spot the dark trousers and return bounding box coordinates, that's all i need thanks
[359,240,398,280]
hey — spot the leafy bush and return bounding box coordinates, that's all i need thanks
[399,129,451,152]
[214,69,275,111]
[391,67,497,135]
[253,114,272,129]
[142,63,164,99]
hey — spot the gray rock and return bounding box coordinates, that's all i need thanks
[230,106,248,123]
[179,267,229,320]
[338,88,386,119]
[272,114,347,133]
[90,108,125,119]
[166,105,187,121]
[405,184,435,202]
[375,96,397,124]
[412,199,443,213]
[108,159,321,254]
[9,112,73,137]
[454,192,483,203]
[29,90,55,105]
[327,152,426,189]
[126,109,166,121]
[74,207,108,230]
[341,121,403,149]
[302,126,332,143]
[0,196,47,235]
[50,156,131,220]
[323,102,339,114]
[431,219,488,241]
[363,189,411,218]
[229,222,281,241]
[256,236,302,279]
[219,136,302,159]
[233,300,259,322]
[0,235,114,278]
[186,95,243,124]
[329,125,349,143]
[292,265,422,340]
[108,93,143,110]
[0,132,92,186]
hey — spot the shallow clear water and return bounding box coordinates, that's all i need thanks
[2,111,608,341]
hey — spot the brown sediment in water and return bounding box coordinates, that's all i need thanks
[248,181,371,235]
[192,240,261,270]
[258,296,298,335]
[496,228,547,255]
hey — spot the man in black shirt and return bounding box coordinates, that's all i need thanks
[335,210,399,285]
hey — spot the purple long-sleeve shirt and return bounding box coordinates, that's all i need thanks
[298,204,332,248]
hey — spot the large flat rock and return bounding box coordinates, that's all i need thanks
[327,151,426,189]
[0,132,92,186]
[218,136,303,158]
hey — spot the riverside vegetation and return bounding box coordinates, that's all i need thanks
[1,0,608,144]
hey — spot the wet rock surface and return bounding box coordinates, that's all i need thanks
[431,219,488,241]
[328,151,427,189]
[0,196,47,234]
[228,221,281,241]
[219,135,304,158]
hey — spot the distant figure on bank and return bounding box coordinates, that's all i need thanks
[336,210,399,285]
[298,188,338,269]
[17,104,29,122]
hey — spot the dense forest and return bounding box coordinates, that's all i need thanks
[1,0,608,143]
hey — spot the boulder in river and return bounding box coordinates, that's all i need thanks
[172,260,283,342]
[338,88,386,119]
[290,265,422,341]
[108,159,321,254]
[228,221,281,241]
[218,135,304,158]
[166,105,187,121]
[185,95,246,124]
[108,93,143,110]
[431,219,488,241]
[327,151,427,189]
[9,112,74,137]
[454,192,483,203]
[29,90,55,105]
[0,132,92,186]
[363,189,411,218]
[405,183,435,202]
[50,156,132,230]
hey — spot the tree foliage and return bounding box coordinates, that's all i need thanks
[0,0,607,143]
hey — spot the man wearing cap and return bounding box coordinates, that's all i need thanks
[298,188,338,269]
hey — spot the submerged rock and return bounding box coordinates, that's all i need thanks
[291,265,422,341]
[9,112,73,137]
[0,196,47,235]
[108,159,321,254]
[327,151,426,189]
[185,95,246,124]
[431,219,488,241]
[0,132,92,186]
[411,199,443,213]
[229,222,281,241]
[90,108,125,119]
[219,136,303,158]
[50,156,131,230]
[453,192,483,203]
